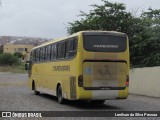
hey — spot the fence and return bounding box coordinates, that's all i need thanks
[129,66,160,97]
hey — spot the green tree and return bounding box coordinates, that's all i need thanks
[13,52,23,58]
[130,8,160,67]
[67,0,143,39]
[0,53,18,65]
[67,0,142,67]
[68,0,160,68]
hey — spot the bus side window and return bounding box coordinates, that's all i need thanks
[61,42,66,59]
[46,45,51,61]
[68,38,77,58]
[38,49,40,61]
[44,47,47,61]
[51,45,53,60]
[33,50,36,62]
[57,43,62,59]
[40,48,42,61]
[43,47,46,61]
[73,38,78,51]
[36,49,39,62]
[54,44,57,60]
[51,44,56,60]
[56,44,59,59]
[65,41,69,59]
[41,47,45,61]
[69,39,74,51]
[35,49,37,62]
[48,45,51,60]
[41,48,43,61]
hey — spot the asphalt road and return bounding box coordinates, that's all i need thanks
[0,72,160,120]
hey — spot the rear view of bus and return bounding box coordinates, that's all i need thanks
[77,31,130,101]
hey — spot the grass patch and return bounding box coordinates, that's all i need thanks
[0,63,27,73]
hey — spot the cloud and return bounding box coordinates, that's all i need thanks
[0,0,159,38]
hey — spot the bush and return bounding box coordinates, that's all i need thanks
[13,52,23,58]
[0,53,18,65]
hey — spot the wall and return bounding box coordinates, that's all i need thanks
[129,66,160,97]
[2,44,34,62]
[3,44,34,54]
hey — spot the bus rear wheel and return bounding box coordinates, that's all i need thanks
[57,85,64,104]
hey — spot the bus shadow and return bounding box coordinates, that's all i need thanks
[39,93,121,110]
[64,100,121,110]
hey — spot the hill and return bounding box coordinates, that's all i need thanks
[0,36,50,46]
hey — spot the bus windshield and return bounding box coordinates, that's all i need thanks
[83,34,127,52]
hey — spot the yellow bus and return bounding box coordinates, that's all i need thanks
[26,31,130,104]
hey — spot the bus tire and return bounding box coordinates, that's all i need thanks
[32,81,40,95]
[90,100,105,104]
[57,85,64,104]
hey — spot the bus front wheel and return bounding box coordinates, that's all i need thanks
[57,85,64,104]
[32,81,40,95]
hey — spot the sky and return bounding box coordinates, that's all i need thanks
[0,0,160,39]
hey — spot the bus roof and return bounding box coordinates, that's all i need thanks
[31,30,126,51]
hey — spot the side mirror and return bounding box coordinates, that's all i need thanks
[25,63,28,70]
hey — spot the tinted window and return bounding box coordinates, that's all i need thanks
[65,41,69,58]
[31,37,78,63]
[69,39,74,51]
[40,48,43,61]
[48,45,51,60]
[51,44,57,60]
[68,38,78,58]
[83,35,127,52]
[44,47,47,61]
[45,45,51,61]
[57,42,65,59]
[41,47,45,61]
[33,50,36,62]
[45,46,47,60]
[61,42,66,59]
[57,43,61,59]
[36,49,39,61]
